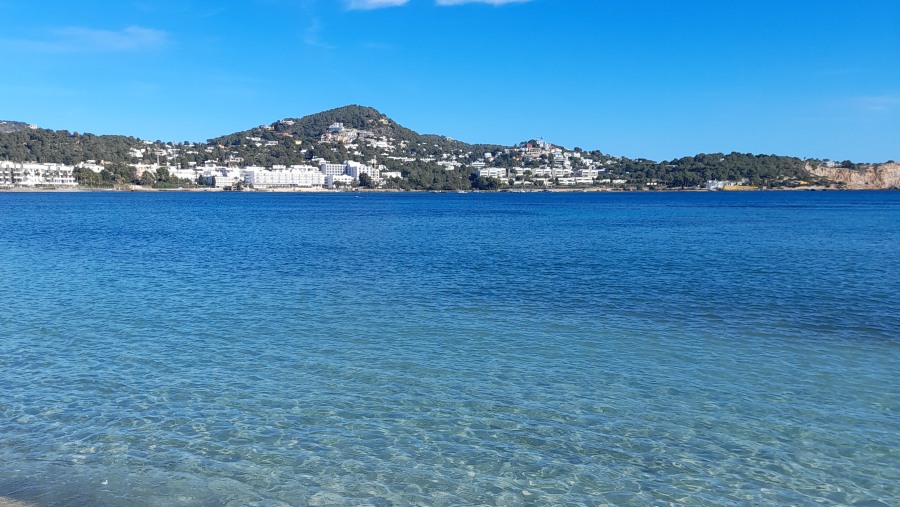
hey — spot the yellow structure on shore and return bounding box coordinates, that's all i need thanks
[722,185,757,191]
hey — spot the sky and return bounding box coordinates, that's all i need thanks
[1,0,898,162]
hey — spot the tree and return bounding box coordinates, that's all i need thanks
[102,162,136,184]
[471,176,500,190]
[358,172,376,189]
[139,171,156,187]
[156,166,170,183]
[73,167,100,187]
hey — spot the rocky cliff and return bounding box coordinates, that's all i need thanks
[806,163,900,189]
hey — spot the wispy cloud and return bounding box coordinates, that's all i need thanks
[436,0,532,5]
[359,41,397,50]
[344,0,530,10]
[57,26,168,51]
[856,95,900,112]
[303,18,335,49]
[346,0,409,10]
[817,68,865,78]
[1,26,168,53]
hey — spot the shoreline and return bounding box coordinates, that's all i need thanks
[0,186,880,194]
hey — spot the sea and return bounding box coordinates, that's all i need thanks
[0,190,897,506]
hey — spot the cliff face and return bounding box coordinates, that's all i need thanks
[806,163,900,189]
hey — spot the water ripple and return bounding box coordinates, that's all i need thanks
[1,192,898,506]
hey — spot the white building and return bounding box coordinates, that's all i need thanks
[706,180,734,190]
[476,167,507,180]
[570,176,594,185]
[576,168,601,178]
[77,161,106,173]
[243,167,325,188]
[325,174,354,189]
[200,167,242,188]
[344,161,378,181]
[172,168,199,181]
[320,162,346,177]
[0,161,77,187]
[551,167,573,178]
[317,160,378,182]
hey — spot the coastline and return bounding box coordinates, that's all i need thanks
[0,184,872,194]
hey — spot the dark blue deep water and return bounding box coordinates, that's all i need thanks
[1,191,898,506]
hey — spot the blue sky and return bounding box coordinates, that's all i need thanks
[1,0,898,162]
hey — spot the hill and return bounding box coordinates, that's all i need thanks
[206,105,501,166]
[0,128,144,165]
[217,105,461,146]
[0,121,30,134]
[0,105,886,190]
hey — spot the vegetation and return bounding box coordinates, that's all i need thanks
[621,153,810,188]
[0,129,142,165]
[0,121,30,134]
[0,105,866,190]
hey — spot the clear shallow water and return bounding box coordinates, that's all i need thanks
[0,191,898,506]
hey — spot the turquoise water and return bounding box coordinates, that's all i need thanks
[0,191,898,506]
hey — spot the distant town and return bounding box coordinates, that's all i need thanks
[1,107,897,191]
[0,129,637,191]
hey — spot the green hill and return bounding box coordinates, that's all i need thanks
[0,121,30,134]
[212,105,471,148]
[0,105,853,190]
[207,105,501,166]
[0,128,144,165]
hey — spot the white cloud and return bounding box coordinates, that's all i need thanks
[346,0,410,10]
[55,26,168,51]
[436,0,532,5]
[1,26,168,53]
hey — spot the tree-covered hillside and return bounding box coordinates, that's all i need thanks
[0,105,854,190]
[618,153,810,187]
[0,121,30,134]
[0,129,143,165]
[207,105,502,167]
[212,105,474,149]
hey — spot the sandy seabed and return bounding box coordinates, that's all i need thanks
[0,498,34,507]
